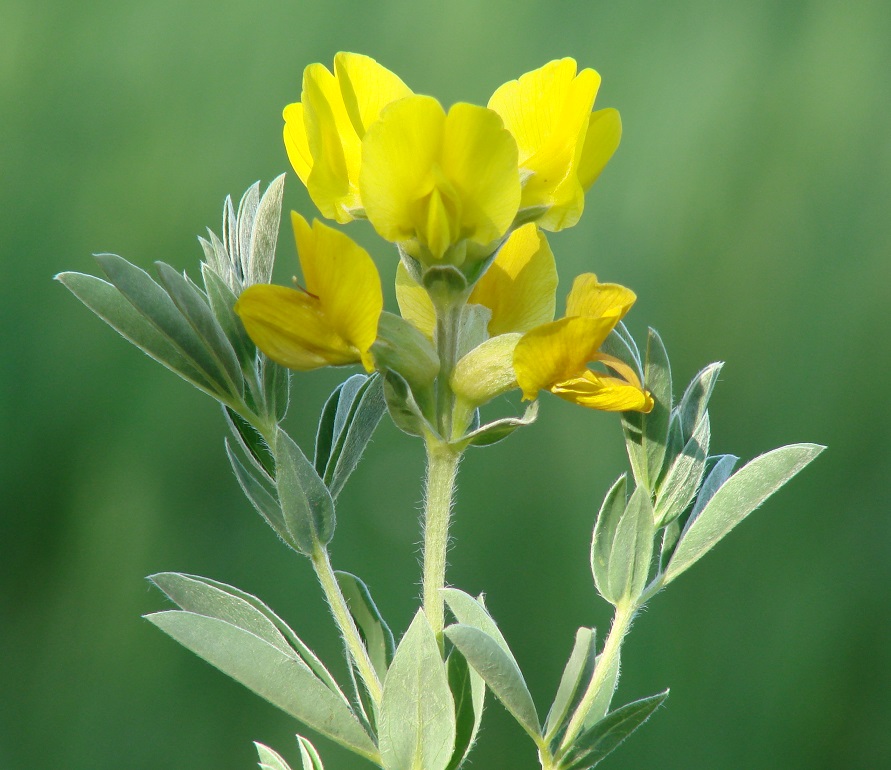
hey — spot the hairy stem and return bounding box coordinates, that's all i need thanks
[311,546,384,706]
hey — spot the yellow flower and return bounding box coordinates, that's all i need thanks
[283,52,412,224]
[360,95,521,266]
[235,212,383,372]
[513,274,652,412]
[488,58,622,232]
[395,222,556,338]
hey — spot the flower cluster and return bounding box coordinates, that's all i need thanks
[236,51,650,425]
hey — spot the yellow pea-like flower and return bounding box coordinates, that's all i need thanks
[283,52,412,224]
[360,95,521,266]
[488,58,622,232]
[235,212,383,372]
[513,274,652,413]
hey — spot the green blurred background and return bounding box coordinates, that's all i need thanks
[3,0,890,767]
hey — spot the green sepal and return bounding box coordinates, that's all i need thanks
[56,270,220,398]
[665,444,825,584]
[379,610,456,770]
[561,690,669,769]
[445,647,485,770]
[653,412,710,527]
[274,428,336,554]
[621,328,671,493]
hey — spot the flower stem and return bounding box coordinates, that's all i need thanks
[311,546,384,706]
[422,437,461,642]
[559,600,637,753]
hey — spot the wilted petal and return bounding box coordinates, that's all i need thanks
[578,108,622,190]
[469,223,557,336]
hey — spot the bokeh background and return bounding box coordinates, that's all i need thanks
[3,1,890,768]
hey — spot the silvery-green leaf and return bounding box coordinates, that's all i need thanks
[456,401,538,450]
[154,261,243,396]
[440,589,513,664]
[665,444,825,584]
[600,322,642,381]
[383,370,438,438]
[582,648,622,730]
[562,690,669,769]
[201,263,255,368]
[56,271,219,397]
[654,413,710,527]
[445,647,484,770]
[225,407,275,478]
[325,375,386,498]
[94,253,232,393]
[445,624,540,741]
[255,741,293,770]
[544,628,596,742]
[622,328,671,492]
[275,429,336,554]
[315,381,346,475]
[181,573,345,698]
[223,195,238,265]
[296,736,325,770]
[146,611,377,760]
[659,519,681,572]
[606,487,655,605]
[590,475,627,603]
[237,182,261,278]
[656,413,685,488]
[335,570,395,681]
[248,174,286,286]
[379,610,455,770]
[689,454,739,520]
[677,362,723,444]
[262,357,290,422]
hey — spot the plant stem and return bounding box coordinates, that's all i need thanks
[559,600,637,752]
[422,437,461,641]
[311,546,384,706]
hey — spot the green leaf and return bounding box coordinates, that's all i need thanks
[335,571,396,681]
[94,253,233,395]
[544,628,596,742]
[202,264,255,368]
[382,369,438,438]
[224,407,275,478]
[690,454,739,520]
[440,589,513,662]
[590,475,627,602]
[314,381,346,475]
[445,648,484,770]
[379,610,456,770]
[600,321,642,379]
[325,375,386,498]
[606,487,655,605]
[665,444,825,584]
[562,690,669,769]
[275,429,336,554]
[262,358,290,422]
[155,261,243,396]
[247,174,285,287]
[583,648,621,729]
[146,611,377,759]
[444,624,540,742]
[677,362,723,444]
[296,735,325,770]
[455,401,538,449]
[654,413,710,527]
[255,742,294,770]
[55,271,219,397]
[622,328,671,492]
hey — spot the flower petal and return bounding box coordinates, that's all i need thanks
[290,212,383,366]
[235,284,356,370]
[361,95,445,245]
[578,108,622,190]
[283,102,312,185]
[395,261,436,338]
[441,102,520,248]
[552,369,653,412]
[334,52,412,138]
[565,273,636,322]
[469,223,557,336]
[513,315,615,399]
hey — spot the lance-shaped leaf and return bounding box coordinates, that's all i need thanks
[335,571,396,682]
[590,475,627,602]
[146,611,377,760]
[379,610,456,770]
[665,444,825,584]
[455,401,538,449]
[94,253,234,395]
[654,413,710,527]
[56,271,219,397]
[605,487,655,605]
[255,742,294,770]
[263,358,290,422]
[247,174,286,287]
[600,321,642,380]
[155,261,243,396]
[677,362,723,444]
[544,628,597,743]
[583,648,621,730]
[202,264,256,368]
[225,407,275,479]
[275,429,336,554]
[296,736,325,770]
[445,647,485,770]
[382,369,438,438]
[622,328,671,492]
[562,690,669,769]
[445,624,540,742]
[441,589,513,661]
[689,453,739,520]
